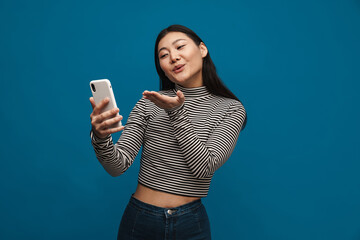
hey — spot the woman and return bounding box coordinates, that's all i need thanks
[89,24,247,240]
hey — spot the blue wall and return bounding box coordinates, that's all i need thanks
[1,0,359,239]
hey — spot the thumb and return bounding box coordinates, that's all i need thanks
[89,97,96,109]
[176,90,185,103]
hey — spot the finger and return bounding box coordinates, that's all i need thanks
[147,91,171,104]
[93,97,110,115]
[143,91,158,100]
[109,126,125,134]
[150,91,165,101]
[176,90,185,103]
[143,90,159,96]
[142,90,154,97]
[99,115,123,130]
[99,125,125,136]
[144,91,158,99]
[144,94,161,105]
[143,91,157,99]
[89,97,96,109]
[93,107,120,124]
[143,90,181,109]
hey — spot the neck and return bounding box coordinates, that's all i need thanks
[174,84,210,98]
[180,70,203,88]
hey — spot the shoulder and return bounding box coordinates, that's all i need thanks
[229,99,246,115]
[214,95,246,113]
[214,96,247,124]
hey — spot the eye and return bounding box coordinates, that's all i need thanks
[177,45,185,50]
[160,53,168,59]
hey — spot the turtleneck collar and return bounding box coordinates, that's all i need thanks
[174,84,211,98]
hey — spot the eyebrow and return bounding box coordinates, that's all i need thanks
[158,39,187,53]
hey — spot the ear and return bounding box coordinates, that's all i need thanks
[199,42,208,58]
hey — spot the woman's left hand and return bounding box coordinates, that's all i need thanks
[142,90,185,110]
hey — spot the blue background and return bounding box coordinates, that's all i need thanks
[1,0,359,239]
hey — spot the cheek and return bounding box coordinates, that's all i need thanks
[159,61,169,72]
[189,55,203,70]
[159,61,172,77]
[187,49,203,66]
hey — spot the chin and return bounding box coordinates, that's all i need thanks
[171,75,191,84]
[173,80,190,87]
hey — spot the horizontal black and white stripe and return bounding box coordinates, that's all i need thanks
[91,84,246,197]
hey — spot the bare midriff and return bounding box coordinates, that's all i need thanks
[132,183,201,208]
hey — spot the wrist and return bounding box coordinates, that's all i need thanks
[164,102,184,113]
[91,128,110,140]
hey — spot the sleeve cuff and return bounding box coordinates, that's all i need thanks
[164,103,185,115]
[90,129,111,142]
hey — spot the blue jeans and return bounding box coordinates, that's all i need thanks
[117,195,211,240]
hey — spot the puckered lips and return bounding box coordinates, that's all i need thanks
[173,64,185,73]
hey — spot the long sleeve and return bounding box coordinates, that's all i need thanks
[90,97,149,177]
[165,101,246,179]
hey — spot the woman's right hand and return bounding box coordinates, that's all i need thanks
[90,97,125,139]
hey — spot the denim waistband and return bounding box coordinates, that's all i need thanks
[128,194,202,217]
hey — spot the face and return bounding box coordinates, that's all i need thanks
[158,32,208,88]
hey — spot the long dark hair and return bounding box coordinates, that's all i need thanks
[154,24,247,130]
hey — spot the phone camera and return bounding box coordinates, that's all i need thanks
[91,83,96,92]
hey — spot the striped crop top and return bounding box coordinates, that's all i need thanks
[90,84,246,197]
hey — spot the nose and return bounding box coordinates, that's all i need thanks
[170,52,180,63]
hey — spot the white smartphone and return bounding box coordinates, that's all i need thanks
[90,79,122,128]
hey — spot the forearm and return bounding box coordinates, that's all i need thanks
[166,103,245,179]
[90,97,148,177]
[90,130,128,177]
